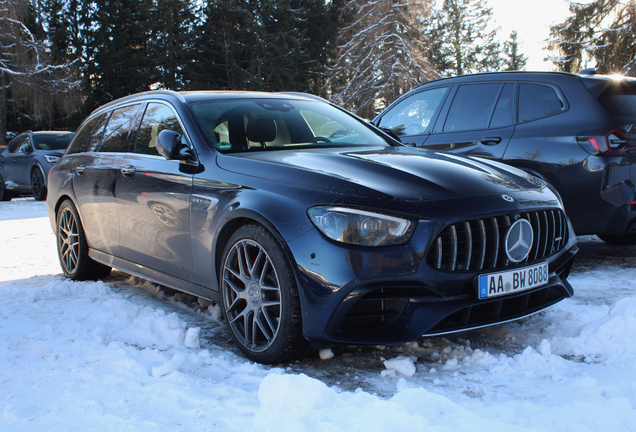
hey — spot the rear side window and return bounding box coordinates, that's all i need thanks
[443,84,502,132]
[134,103,184,155]
[98,104,141,153]
[67,114,105,154]
[68,114,111,154]
[519,84,564,122]
[490,84,514,128]
[598,84,636,121]
[378,87,448,136]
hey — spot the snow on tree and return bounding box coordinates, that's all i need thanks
[503,31,527,71]
[546,0,636,76]
[0,0,80,144]
[426,0,501,77]
[327,0,438,119]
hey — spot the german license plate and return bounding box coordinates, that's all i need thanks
[478,262,549,300]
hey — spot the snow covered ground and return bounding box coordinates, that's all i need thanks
[2,198,636,431]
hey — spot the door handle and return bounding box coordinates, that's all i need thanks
[121,165,136,176]
[480,136,502,145]
[75,165,86,174]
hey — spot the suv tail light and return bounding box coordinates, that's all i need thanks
[577,128,636,155]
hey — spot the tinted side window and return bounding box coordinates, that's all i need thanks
[8,136,26,153]
[443,84,502,132]
[87,114,110,152]
[98,104,141,153]
[598,83,636,121]
[378,87,448,136]
[519,84,564,122]
[67,114,105,154]
[490,83,514,128]
[134,103,184,155]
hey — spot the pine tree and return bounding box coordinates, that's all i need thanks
[193,0,341,93]
[83,0,155,109]
[503,31,527,71]
[0,0,80,144]
[546,0,636,75]
[328,0,438,119]
[149,0,200,90]
[426,0,501,77]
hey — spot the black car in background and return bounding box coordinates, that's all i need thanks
[47,90,577,363]
[374,71,636,244]
[0,131,74,201]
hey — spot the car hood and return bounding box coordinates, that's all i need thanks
[216,146,551,203]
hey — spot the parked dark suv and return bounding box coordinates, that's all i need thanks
[47,90,577,363]
[374,71,636,244]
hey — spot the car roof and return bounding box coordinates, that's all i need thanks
[93,90,321,114]
[411,70,636,88]
[30,131,74,136]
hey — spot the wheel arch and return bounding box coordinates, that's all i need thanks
[31,162,47,187]
[213,210,300,290]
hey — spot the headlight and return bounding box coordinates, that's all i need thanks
[307,206,415,247]
[44,155,60,163]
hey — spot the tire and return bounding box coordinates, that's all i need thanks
[0,171,11,201]
[220,224,308,364]
[597,232,636,246]
[56,200,112,280]
[31,167,47,201]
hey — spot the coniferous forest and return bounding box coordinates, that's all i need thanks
[2,0,635,143]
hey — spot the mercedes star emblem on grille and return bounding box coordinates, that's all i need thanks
[505,219,534,262]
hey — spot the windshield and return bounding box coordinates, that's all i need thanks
[189,98,392,153]
[33,133,74,150]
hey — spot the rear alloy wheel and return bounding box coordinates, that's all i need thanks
[0,171,11,201]
[56,200,112,280]
[220,224,308,364]
[31,168,46,201]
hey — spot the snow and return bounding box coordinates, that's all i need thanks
[2,198,636,431]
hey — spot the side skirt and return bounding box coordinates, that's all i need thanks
[89,249,220,303]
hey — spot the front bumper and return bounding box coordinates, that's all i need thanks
[288,217,577,347]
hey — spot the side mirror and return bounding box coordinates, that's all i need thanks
[156,129,195,161]
[19,144,32,154]
[379,127,402,143]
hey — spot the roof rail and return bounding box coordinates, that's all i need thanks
[577,68,597,76]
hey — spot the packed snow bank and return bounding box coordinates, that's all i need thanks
[3,200,636,431]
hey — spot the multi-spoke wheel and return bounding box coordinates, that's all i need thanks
[0,171,11,201]
[220,224,307,363]
[56,200,111,280]
[31,168,46,201]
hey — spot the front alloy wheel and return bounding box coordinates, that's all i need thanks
[31,168,46,201]
[56,200,111,280]
[220,225,307,363]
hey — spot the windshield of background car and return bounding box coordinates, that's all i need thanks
[32,133,74,150]
[598,82,636,124]
[189,98,392,153]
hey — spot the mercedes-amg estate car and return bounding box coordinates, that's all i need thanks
[375,71,636,244]
[47,90,578,363]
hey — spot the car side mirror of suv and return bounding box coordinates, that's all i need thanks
[156,129,195,162]
[19,144,32,154]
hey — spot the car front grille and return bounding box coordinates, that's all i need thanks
[426,210,568,272]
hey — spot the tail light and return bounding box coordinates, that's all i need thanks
[577,129,636,155]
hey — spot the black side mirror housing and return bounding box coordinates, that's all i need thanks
[379,127,402,143]
[156,129,195,161]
